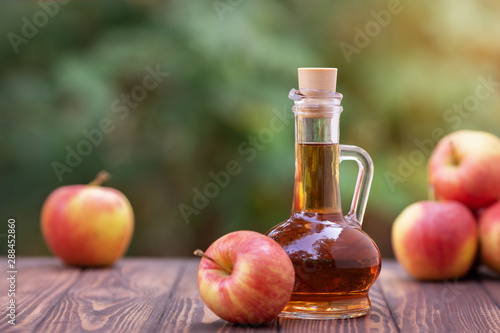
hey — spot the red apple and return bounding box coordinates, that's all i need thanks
[479,201,500,274]
[41,171,134,267]
[428,130,500,210]
[195,230,294,325]
[392,201,478,280]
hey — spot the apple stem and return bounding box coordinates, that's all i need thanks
[449,141,460,166]
[193,249,232,274]
[89,171,110,186]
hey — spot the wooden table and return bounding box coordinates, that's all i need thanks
[1,258,499,332]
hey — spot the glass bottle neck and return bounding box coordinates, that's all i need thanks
[289,89,344,216]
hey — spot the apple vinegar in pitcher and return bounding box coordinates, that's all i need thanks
[266,68,381,319]
[267,143,380,317]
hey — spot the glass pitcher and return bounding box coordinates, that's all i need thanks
[266,68,381,319]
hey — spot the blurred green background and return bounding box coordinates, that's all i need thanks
[1,1,500,258]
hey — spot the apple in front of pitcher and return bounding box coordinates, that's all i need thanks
[41,171,134,267]
[392,201,477,280]
[428,130,500,210]
[195,230,294,325]
[479,202,500,274]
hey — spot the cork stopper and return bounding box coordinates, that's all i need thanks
[298,68,338,92]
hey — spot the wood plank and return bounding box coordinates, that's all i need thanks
[31,258,185,333]
[1,258,498,332]
[478,266,500,309]
[379,261,500,332]
[0,257,82,332]
[156,259,279,333]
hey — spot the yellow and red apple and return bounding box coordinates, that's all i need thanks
[195,230,294,325]
[392,201,477,280]
[428,130,500,210]
[41,171,134,267]
[479,201,500,274]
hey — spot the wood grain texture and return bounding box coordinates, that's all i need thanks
[379,261,500,333]
[0,258,498,333]
[0,257,81,332]
[35,258,184,333]
[478,266,500,318]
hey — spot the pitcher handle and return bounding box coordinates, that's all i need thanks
[339,145,374,225]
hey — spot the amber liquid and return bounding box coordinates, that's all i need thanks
[266,143,381,319]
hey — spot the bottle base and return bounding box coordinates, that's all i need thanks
[278,294,371,320]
